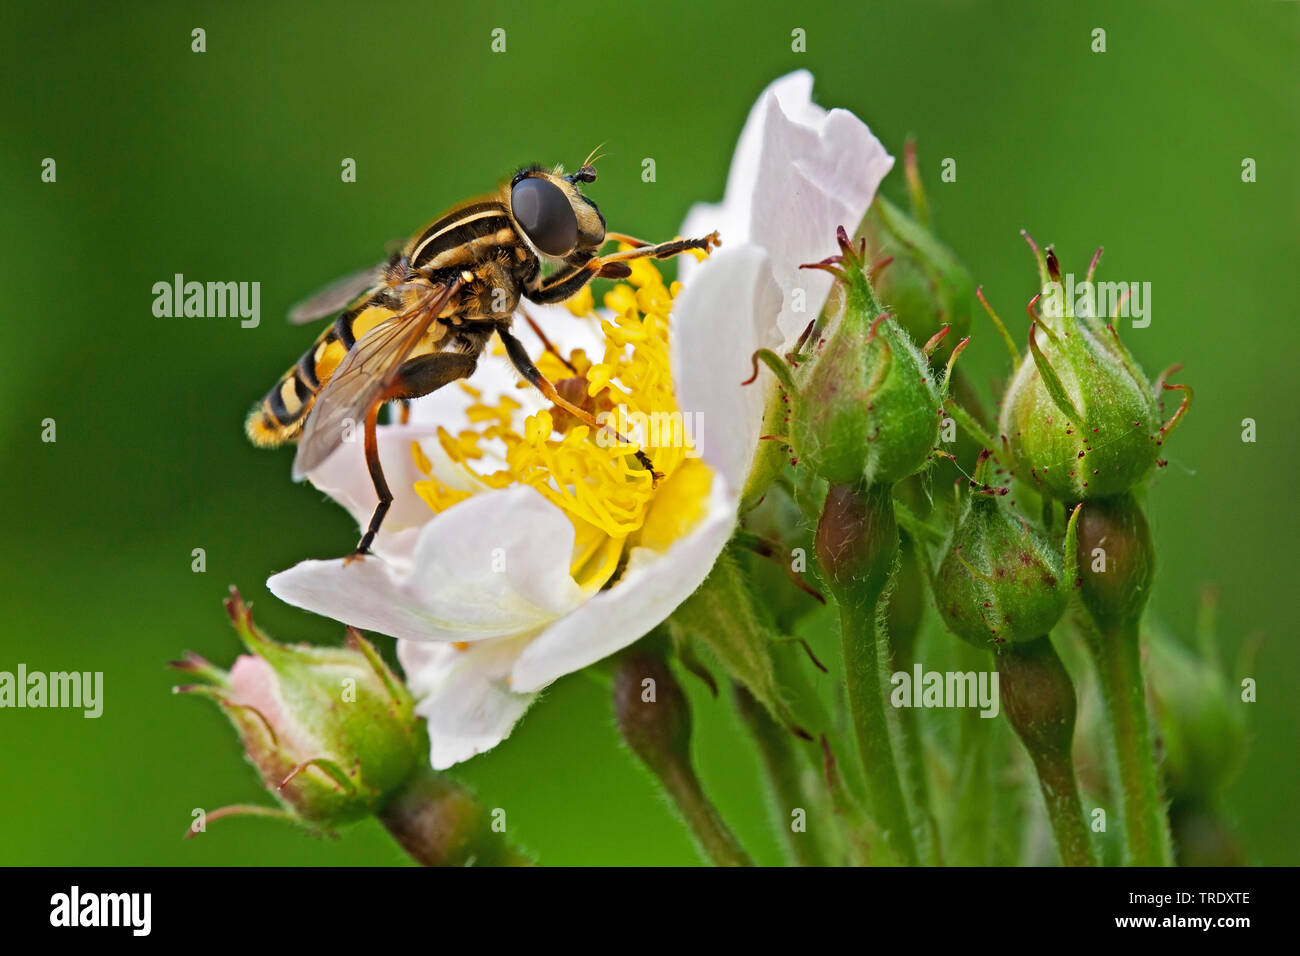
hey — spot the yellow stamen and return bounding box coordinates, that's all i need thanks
[410,262,714,592]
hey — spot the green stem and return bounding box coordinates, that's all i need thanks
[817,480,919,865]
[995,636,1095,866]
[886,535,941,865]
[838,598,919,865]
[893,689,941,864]
[733,684,830,866]
[659,763,754,867]
[1029,752,1094,867]
[612,649,753,867]
[379,761,532,867]
[1074,493,1168,865]
[1088,622,1173,866]
[947,645,993,865]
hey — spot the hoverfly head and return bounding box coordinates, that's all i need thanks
[508,163,606,260]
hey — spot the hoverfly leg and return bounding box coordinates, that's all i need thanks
[349,403,391,562]
[593,231,722,266]
[497,326,664,485]
[347,351,482,561]
[527,233,720,306]
[603,232,652,248]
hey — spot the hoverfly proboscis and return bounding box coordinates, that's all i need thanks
[247,159,720,558]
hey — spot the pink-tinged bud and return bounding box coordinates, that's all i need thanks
[934,466,1081,650]
[997,238,1192,501]
[173,588,420,827]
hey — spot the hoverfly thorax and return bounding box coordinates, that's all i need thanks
[507,165,606,260]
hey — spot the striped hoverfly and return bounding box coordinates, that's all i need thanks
[247,158,720,557]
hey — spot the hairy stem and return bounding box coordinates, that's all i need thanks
[818,481,919,865]
[1088,622,1173,866]
[658,762,754,867]
[838,598,919,865]
[1031,752,1094,867]
[379,762,531,867]
[612,650,752,867]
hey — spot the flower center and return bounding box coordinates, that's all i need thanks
[410,256,713,592]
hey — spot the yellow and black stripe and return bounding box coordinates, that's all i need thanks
[246,294,407,447]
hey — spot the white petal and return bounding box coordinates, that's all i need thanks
[268,485,585,643]
[679,70,894,344]
[670,243,783,491]
[304,422,444,565]
[509,470,736,692]
[679,71,818,257]
[398,636,536,769]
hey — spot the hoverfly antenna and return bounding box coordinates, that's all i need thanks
[565,143,605,184]
[565,164,598,185]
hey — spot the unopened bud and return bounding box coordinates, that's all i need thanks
[935,465,1080,649]
[780,226,955,486]
[173,588,420,827]
[998,237,1191,500]
[858,194,975,363]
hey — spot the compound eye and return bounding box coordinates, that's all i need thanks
[511,177,579,257]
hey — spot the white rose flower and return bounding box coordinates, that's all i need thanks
[268,71,892,770]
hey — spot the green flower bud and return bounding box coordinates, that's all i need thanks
[934,458,1081,650]
[998,238,1192,500]
[857,193,974,363]
[764,226,960,487]
[173,588,420,828]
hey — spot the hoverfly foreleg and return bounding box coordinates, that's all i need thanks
[594,232,721,265]
[351,350,481,558]
[527,232,721,305]
[497,326,663,484]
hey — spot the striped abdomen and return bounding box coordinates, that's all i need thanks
[246,296,412,447]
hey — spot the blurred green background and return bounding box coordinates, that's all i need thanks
[1,0,1296,865]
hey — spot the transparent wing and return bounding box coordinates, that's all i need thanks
[291,277,465,480]
[287,262,387,325]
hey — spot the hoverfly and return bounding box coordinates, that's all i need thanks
[247,158,720,557]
